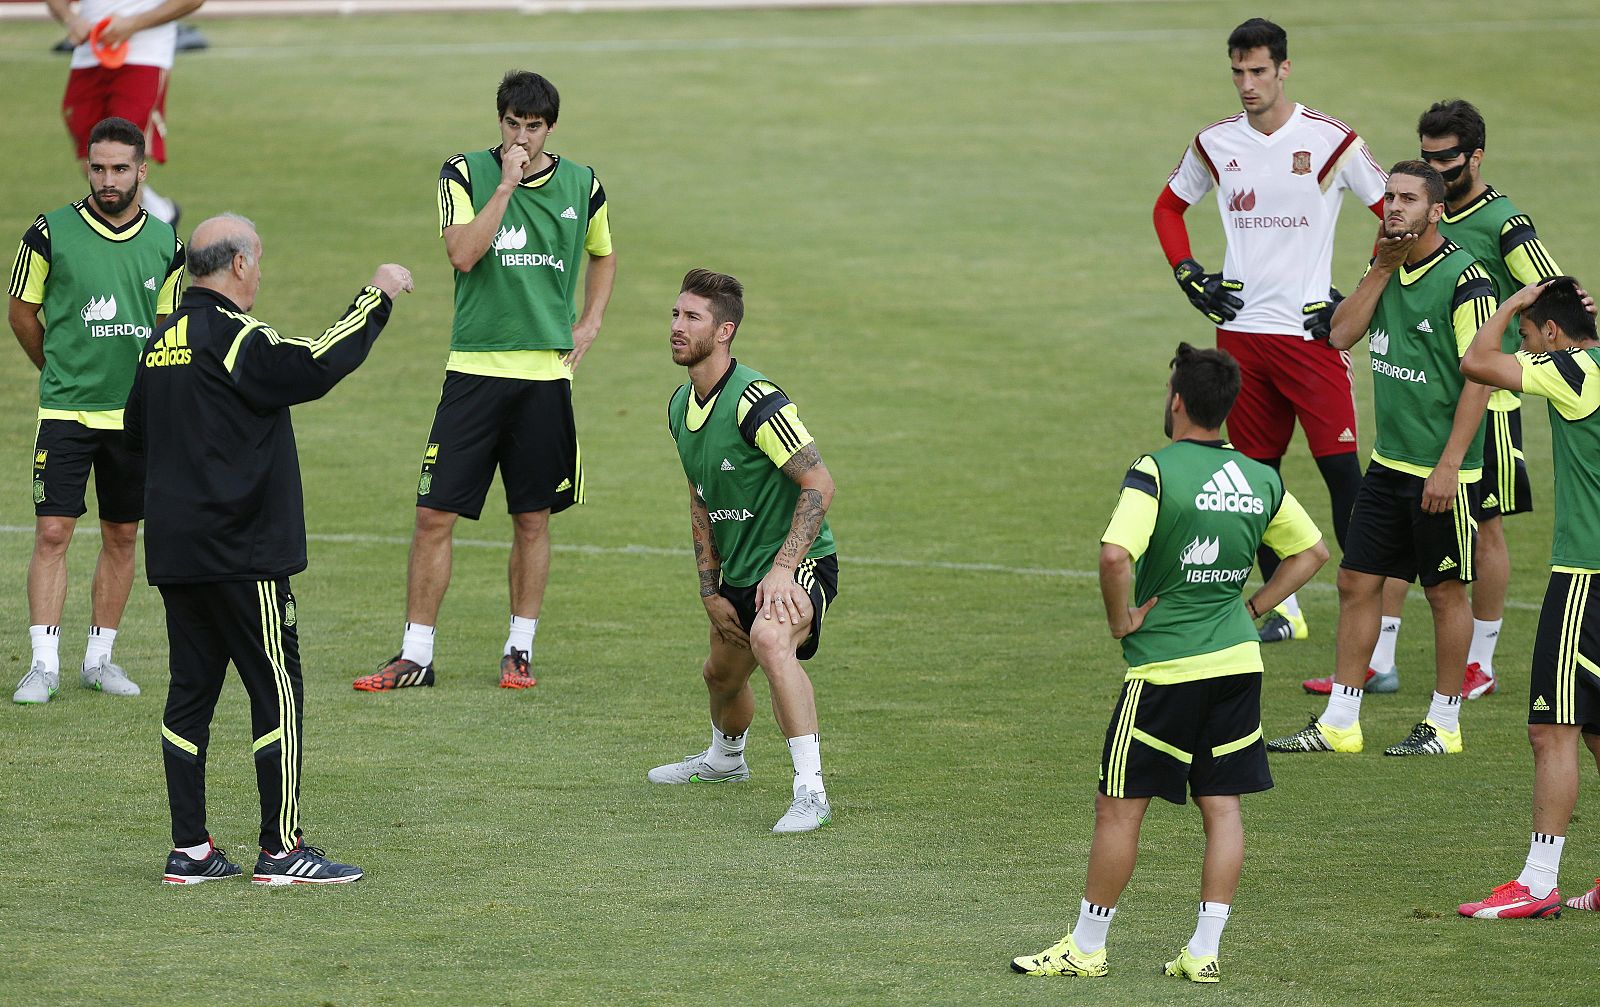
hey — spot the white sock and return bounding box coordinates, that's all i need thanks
[1321,684,1363,730]
[29,625,60,678]
[1278,593,1301,620]
[1370,616,1401,673]
[1071,899,1116,954]
[83,625,116,670]
[141,184,177,224]
[1188,901,1231,958]
[1517,832,1565,899]
[401,622,435,666]
[504,615,537,657]
[1427,690,1462,734]
[787,733,823,798]
[1468,618,1502,677]
[176,840,211,860]
[706,724,747,772]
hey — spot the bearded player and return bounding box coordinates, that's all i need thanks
[1154,17,1386,646]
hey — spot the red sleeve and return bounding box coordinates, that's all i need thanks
[1368,198,1383,218]
[1153,186,1194,268]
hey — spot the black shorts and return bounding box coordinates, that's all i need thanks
[1529,571,1600,732]
[32,419,144,522]
[415,371,582,520]
[719,554,838,662]
[1479,408,1533,519]
[1099,673,1272,805]
[1341,462,1479,587]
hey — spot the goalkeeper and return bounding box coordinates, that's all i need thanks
[1153,17,1386,646]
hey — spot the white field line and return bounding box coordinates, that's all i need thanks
[2,18,1599,59]
[0,523,1545,609]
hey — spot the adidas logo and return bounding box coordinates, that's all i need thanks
[1481,492,1499,508]
[1416,318,1434,333]
[143,319,191,367]
[720,458,735,471]
[143,276,156,291]
[555,477,572,492]
[1224,158,1242,172]
[1338,428,1355,443]
[1194,460,1265,514]
[1437,556,1458,573]
[561,205,578,220]
[1533,695,1550,712]
[1369,329,1390,355]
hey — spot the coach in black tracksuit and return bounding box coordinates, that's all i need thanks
[125,213,412,882]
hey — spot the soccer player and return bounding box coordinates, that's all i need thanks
[1154,17,1385,646]
[1012,343,1326,983]
[1306,101,1572,698]
[353,70,615,693]
[1456,278,1600,918]
[126,213,412,884]
[646,269,840,835]
[48,0,203,226]
[9,116,184,705]
[1267,161,1496,758]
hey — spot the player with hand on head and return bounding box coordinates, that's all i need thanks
[1154,17,1385,646]
[1457,277,1600,919]
[1268,161,1495,758]
[1012,343,1326,984]
[647,269,841,835]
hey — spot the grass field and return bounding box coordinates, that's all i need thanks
[3,2,1600,1004]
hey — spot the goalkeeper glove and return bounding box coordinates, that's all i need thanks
[1302,288,1345,342]
[1173,258,1244,325]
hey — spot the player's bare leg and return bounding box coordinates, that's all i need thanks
[1423,579,1471,698]
[90,519,138,631]
[1530,724,1581,835]
[704,631,758,738]
[1333,568,1385,689]
[1196,795,1244,904]
[1473,516,1509,624]
[508,509,551,621]
[1083,793,1151,908]
[405,506,458,625]
[27,515,76,626]
[750,608,818,738]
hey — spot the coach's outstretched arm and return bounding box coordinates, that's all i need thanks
[1328,231,1416,349]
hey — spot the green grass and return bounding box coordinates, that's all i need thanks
[2,3,1599,1004]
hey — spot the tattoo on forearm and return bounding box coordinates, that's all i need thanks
[690,491,721,595]
[779,443,822,482]
[778,488,827,564]
[699,569,720,598]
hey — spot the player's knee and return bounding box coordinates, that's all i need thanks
[1422,579,1466,608]
[101,520,138,553]
[33,517,75,555]
[511,509,550,541]
[1527,723,1570,759]
[1335,567,1381,602]
[413,506,457,540]
[747,620,796,665]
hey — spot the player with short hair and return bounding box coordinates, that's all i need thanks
[646,268,841,835]
[48,0,203,225]
[9,115,184,705]
[1457,277,1600,918]
[1012,342,1326,983]
[354,69,615,693]
[1268,161,1496,758]
[1314,101,1568,701]
[1154,17,1385,647]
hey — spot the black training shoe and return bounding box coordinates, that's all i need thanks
[252,842,364,886]
[162,840,243,885]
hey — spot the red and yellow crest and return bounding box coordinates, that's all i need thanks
[1291,150,1312,175]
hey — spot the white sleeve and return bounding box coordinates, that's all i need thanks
[1334,136,1388,205]
[1166,141,1216,205]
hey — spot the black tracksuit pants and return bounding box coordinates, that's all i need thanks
[159,578,303,853]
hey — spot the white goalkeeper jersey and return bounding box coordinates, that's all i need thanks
[69,0,178,71]
[1167,104,1387,337]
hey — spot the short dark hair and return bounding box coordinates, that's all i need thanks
[1228,18,1287,63]
[680,268,745,337]
[87,117,146,161]
[1526,277,1598,343]
[1388,159,1446,206]
[497,70,559,124]
[1170,342,1241,429]
[1417,99,1486,152]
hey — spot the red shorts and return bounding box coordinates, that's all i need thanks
[62,64,169,163]
[1216,329,1358,461]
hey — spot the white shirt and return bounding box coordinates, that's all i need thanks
[69,0,178,71]
[1167,104,1387,337]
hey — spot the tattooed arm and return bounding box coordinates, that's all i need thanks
[754,442,835,624]
[691,479,747,646]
